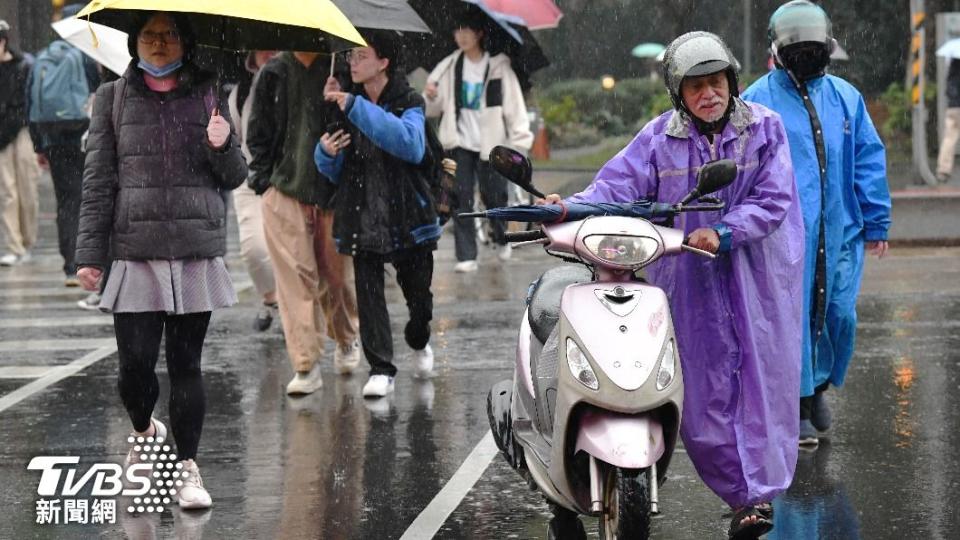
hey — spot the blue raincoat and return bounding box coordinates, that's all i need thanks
[568,99,804,507]
[743,70,892,397]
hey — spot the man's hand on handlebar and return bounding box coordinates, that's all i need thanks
[536,193,563,205]
[687,228,720,254]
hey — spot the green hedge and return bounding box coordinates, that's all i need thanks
[536,77,673,148]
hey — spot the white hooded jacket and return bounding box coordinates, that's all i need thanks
[424,51,533,160]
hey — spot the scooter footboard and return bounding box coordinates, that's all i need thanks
[574,409,665,469]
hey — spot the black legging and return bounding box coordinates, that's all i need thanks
[114,311,211,461]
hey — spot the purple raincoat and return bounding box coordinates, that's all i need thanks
[569,98,804,507]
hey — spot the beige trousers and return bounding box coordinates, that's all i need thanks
[262,188,359,372]
[233,181,276,299]
[0,128,40,255]
[937,107,960,177]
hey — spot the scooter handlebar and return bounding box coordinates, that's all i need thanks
[505,230,547,243]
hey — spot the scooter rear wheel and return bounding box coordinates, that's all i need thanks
[598,467,651,540]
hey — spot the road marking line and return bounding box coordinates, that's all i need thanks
[0,366,54,379]
[0,346,116,414]
[0,287,87,298]
[0,338,115,352]
[0,316,111,329]
[0,302,90,311]
[400,431,499,540]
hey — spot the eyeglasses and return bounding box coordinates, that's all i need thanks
[138,30,181,46]
[344,49,373,64]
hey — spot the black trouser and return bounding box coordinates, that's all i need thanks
[353,246,434,377]
[46,143,84,275]
[114,311,211,461]
[450,148,508,262]
[799,382,830,420]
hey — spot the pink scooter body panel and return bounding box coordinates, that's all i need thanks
[561,283,671,391]
[575,409,665,469]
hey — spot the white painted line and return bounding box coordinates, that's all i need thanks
[0,338,115,352]
[0,366,54,379]
[400,431,499,540]
[0,316,111,329]
[0,302,85,311]
[0,345,116,414]
[0,287,87,298]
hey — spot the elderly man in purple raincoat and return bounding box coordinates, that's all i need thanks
[542,32,804,540]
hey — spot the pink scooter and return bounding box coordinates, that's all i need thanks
[477,147,736,539]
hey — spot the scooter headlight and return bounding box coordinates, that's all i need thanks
[566,338,598,390]
[656,339,676,391]
[582,234,660,267]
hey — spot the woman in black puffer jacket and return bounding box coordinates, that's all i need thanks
[75,11,246,511]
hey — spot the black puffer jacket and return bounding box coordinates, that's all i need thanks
[327,77,440,256]
[75,63,247,268]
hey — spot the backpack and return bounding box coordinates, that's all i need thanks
[422,120,459,224]
[28,41,90,124]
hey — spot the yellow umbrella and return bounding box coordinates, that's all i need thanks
[77,0,366,52]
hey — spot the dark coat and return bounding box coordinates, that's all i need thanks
[0,50,32,150]
[246,53,341,207]
[321,77,440,256]
[75,63,247,268]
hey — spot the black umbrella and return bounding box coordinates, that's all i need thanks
[407,0,547,88]
[460,201,676,223]
[332,0,431,33]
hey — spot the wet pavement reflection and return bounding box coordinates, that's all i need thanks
[1,230,959,538]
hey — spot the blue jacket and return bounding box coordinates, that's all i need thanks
[315,77,440,255]
[744,70,892,396]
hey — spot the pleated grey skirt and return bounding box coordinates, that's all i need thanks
[99,257,237,314]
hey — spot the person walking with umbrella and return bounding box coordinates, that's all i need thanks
[75,11,248,510]
[316,30,440,398]
[246,47,362,396]
[423,10,533,273]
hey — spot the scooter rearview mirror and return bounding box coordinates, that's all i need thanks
[489,146,545,199]
[695,159,737,196]
[679,159,738,206]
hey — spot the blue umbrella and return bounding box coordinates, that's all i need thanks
[460,201,676,223]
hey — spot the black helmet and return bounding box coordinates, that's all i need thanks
[661,32,740,131]
[769,0,836,81]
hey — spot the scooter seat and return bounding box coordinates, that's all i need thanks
[527,265,593,343]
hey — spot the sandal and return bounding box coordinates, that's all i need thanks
[728,504,774,539]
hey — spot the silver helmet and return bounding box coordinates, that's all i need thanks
[768,0,836,81]
[661,31,740,115]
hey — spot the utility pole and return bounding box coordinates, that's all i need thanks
[742,0,752,76]
[910,0,938,185]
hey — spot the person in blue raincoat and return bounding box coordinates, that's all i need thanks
[743,0,891,447]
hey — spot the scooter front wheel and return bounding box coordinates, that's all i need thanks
[598,467,651,540]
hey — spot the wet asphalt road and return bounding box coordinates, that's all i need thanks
[1,176,959,539]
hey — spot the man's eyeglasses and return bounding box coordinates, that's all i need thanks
[138,30,181,46]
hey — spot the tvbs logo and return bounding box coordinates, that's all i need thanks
[27,457,152,497]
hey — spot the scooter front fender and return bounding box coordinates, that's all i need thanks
[575,409,665,469]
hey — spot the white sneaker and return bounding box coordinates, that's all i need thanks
[286,363,323,395]
[77,292,102,311]
[0,253,21,266]
[125,418,169,466]
[454,260,478,273]
[412,344,434,378]
[498,244,513,261]
[177,459,212,510]
[334,339,361,375]
[362,374,395,398]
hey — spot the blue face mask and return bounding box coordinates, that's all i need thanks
[138,58,183,78]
